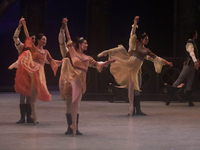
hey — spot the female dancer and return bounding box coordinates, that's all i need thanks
[14,17,62,124]
[98,16,172,116]
[8,18,35,124]
[59,18,115,136]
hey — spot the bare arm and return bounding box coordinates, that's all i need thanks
[58,23,69,58]
[63,18,71,42]
[21,17,30,38]
[130,16,139,36]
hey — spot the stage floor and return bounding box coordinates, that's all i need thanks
[0,91,200,150]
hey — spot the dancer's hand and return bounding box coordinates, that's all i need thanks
[61,18,66,29]
[21,17,26,26]
[17,18,23,30]
[168,62,173,67]
[108,58,116,63]
[134,16,139,24]
[164,60,173,67]
[19,17,24,24]
[62,17,68,25]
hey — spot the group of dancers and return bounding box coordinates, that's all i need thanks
[8,16,199,136]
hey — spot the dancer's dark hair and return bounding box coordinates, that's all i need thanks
[73,36,85,50]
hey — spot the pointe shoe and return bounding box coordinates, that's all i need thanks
[30,114,37,125]
[97,50,109,57]
[129,106,134,116]
[70,124,76,136]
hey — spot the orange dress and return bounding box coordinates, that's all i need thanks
[15,37,60,101]
[59,41,102,98]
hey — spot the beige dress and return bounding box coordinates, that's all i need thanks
[108,34,165,91]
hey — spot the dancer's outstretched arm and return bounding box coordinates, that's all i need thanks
[63,18,71,42]
[128,16,139,54]
[130,16,139,36]
[62,18,77,59]
[21,17,30,38]
[13,18,24,54]
[59,20,69,58]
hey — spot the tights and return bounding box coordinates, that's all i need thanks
[70,78,83,127]
[20,94,31,104]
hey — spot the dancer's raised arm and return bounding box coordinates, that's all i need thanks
[128,16,139,55]
[59,19,68,58]
[13,18,24,54]
[21,17,30,38]
[63,18,71,42]
[130,16,139,36]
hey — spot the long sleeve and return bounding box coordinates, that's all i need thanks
[128,25,138,52]
[186,43,197,62]
[88,56,103,72]
[13,28,24,54]
[152,56,166,73]
[146,49,164,73]
[46,50,61,76]
[59,28,69,58]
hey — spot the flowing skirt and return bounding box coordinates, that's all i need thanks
[108,45,143,91]
[15,51,51,101]
[59,58,86,98]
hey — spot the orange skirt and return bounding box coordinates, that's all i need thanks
[15,51,51,101]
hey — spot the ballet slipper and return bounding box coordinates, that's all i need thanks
[70,124,76,136]
[129,105,134,116]
[30,114,37,125]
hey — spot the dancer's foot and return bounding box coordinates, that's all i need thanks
[16,118,25,124]
[129,106,134,116]
[76,129,83,135]
[136,111,147,116]
[127,107,135,116]
[189,102,195,106]
[30,114,37,125]
[97,50,109,57]
[65,127,72,135]
[70,124,76,136]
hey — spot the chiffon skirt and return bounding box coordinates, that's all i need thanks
[15,51,51,101]
[59,58,86,98]
[108,45,143,91]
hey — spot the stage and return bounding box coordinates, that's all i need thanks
[0,91,200,150]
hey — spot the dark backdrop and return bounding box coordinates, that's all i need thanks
[0,0,200,92]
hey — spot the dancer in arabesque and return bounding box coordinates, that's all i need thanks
[98,16,172,116]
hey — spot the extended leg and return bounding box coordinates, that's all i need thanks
[166,65,190,105]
